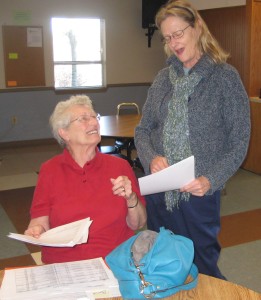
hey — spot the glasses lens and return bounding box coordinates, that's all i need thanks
[80,115,90,122]
[161,36,170,44]
[173,30,183,39]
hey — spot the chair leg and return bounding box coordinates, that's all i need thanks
[126,139,135,160]
[133,157,144,173]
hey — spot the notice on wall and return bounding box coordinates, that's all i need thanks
[27,27,42,47]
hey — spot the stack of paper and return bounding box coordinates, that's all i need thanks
[8,218,93,247]
[0,258,121,300]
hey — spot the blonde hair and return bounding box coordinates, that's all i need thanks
[49,94,94,146]
[156,0,229,63]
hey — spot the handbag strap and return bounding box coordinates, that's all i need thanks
[137,263,199,298]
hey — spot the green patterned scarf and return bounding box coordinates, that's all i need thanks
[163,65,202,211]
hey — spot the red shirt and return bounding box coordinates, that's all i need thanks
[30,149,145,263]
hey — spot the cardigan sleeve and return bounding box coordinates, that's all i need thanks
[203,66,251,193]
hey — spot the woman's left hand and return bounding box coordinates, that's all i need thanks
[111,176,146,230]
[180,176,211,196]
[110,176,134,200]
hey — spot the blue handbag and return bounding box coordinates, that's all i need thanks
[105,227,198,299]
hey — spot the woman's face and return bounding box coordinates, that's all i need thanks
[161,16,202,68]
[60,105,101,149]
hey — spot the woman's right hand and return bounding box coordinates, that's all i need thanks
[150,156,169,173]
[24,216,50,238]
[24,225,46,238]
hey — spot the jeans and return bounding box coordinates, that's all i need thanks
[145,191,226,279]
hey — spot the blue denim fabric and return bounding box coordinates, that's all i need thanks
[145,191,226,279]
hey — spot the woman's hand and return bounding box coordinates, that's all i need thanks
[180,176,211,196]
[150,156,169,173]
[24,225,46,238]
[111,176,135,202]
[111,176,147,230]
[24,216,50,238]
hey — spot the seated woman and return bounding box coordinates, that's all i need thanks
[24,94,146,264]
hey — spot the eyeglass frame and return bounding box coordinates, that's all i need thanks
[70,113,101,124]
[161,24,191,44]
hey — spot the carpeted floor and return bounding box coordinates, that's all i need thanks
[219,209,261,248]
[0,187,41,269]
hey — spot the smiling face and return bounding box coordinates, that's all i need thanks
[161,16,202,68]
[59,104,101,149]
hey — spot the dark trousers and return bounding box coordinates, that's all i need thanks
[146,191,226,279]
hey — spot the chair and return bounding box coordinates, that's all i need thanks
[117,102,140,115]
[98,102,139,156]
[98,143,133,167]
[133,157,144,173]
[115,102,140,159]
[98,143,120,155]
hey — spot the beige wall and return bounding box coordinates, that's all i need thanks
[0,0,246,88]
[0,0,166,87]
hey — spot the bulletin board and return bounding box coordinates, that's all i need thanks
[2,25,45,87]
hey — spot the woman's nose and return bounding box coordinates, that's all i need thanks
[169,36,178,46]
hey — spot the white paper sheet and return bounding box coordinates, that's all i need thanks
[8,218,93,247]
[0,258,121,300]
[138,156,195,196]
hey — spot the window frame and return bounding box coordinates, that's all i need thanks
[51,17,106,90]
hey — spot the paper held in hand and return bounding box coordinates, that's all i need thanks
[138,156,195,196]
[7,217,93,247]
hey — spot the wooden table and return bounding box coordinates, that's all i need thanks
[0,269,260,299]
[99,114,142,160]
[99,114,141,138]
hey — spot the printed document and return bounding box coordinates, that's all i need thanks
[138,156,195,195]
[8,217,93,247]
[0,257,121,300]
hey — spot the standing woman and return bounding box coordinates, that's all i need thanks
[135,0,250,279]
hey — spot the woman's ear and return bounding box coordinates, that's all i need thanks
[196,18,203,35]
[58,128,69,143]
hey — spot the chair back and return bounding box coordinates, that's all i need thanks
[117,102,140,115]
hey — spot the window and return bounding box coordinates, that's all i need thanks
[51,18,106,89]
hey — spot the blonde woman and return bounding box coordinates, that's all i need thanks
[135,0,250,279]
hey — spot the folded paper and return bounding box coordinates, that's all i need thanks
[8,218,92,247]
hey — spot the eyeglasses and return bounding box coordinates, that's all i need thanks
[161,24,191,44]
[70,113,101,124]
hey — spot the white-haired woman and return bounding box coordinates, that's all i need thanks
[25,94,146,264]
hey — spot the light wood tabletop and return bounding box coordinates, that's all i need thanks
[0,269,260,299]
[99,114,141,138]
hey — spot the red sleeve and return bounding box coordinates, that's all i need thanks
[30,162,52,218]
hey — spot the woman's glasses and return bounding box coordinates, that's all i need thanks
[70,113,101,124]
[161,25,190,44]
